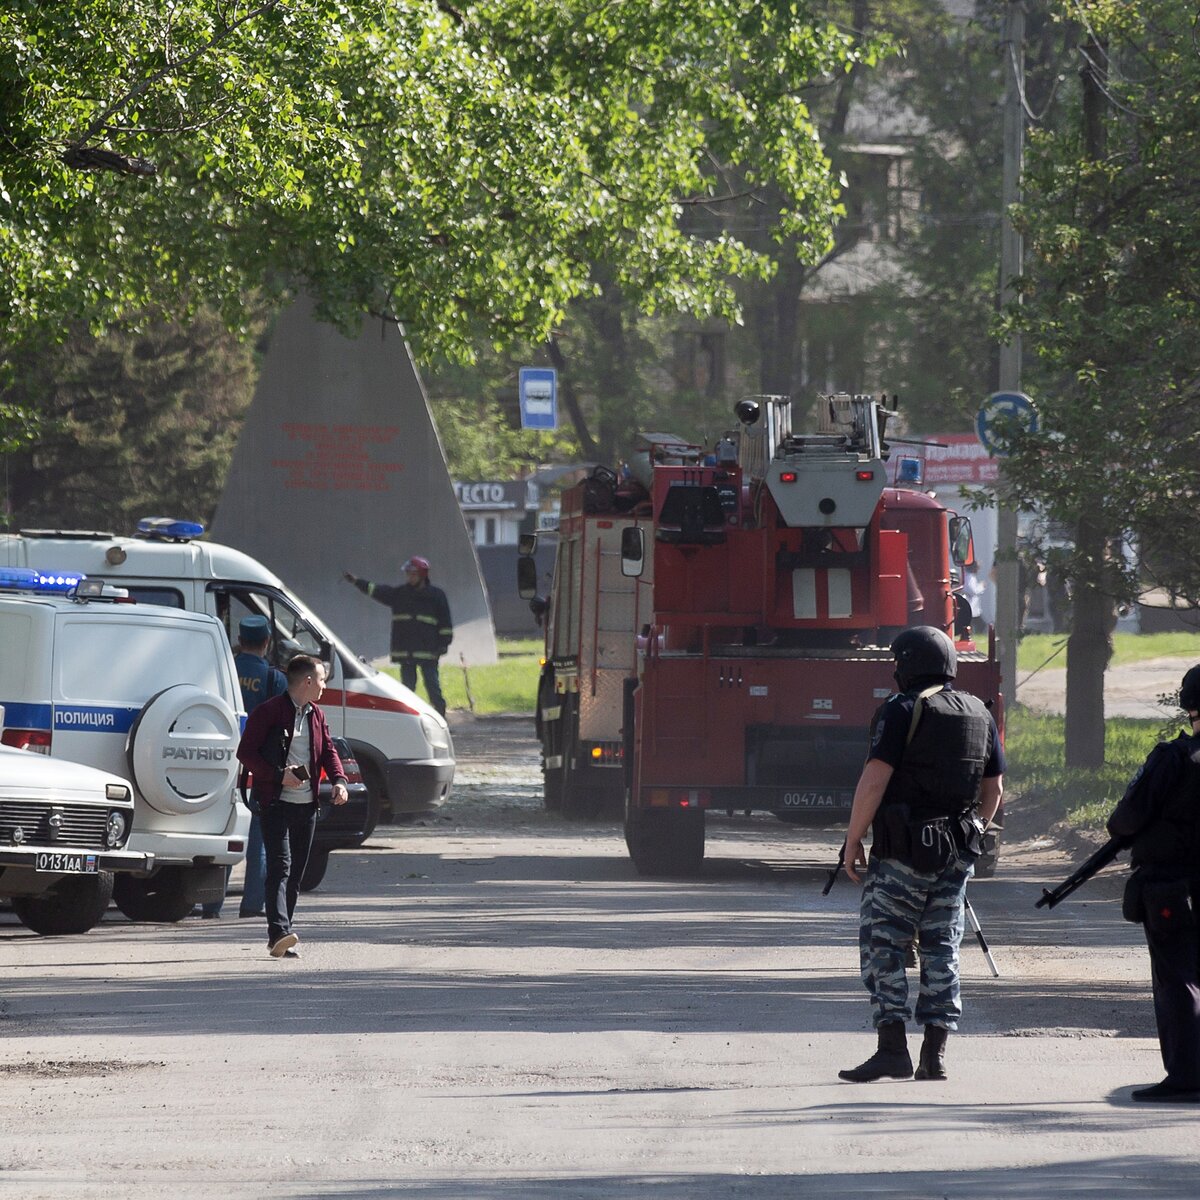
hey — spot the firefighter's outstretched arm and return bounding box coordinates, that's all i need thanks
[843,758,894,884]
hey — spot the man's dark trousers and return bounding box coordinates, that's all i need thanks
[1146,879,1200,1088]
[399,659,446,717]
[262,799,318,945]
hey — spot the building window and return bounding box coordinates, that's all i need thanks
[485,517,497,545]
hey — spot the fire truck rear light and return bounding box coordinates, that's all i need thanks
[2,729,51,752]
[779,471,798,483]
[648,789,671,807]
[584,741,622,764]
[856,470,874,481]
[677,789,712,808]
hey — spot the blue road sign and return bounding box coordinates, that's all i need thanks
[519,368,558,430]
[976,391,1039,456]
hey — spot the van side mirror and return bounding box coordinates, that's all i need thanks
[621,526,645,577]
[517,532,537,557]
[948,516,975,567]
[517,555,539,600]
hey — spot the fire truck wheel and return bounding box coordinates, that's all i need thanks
[559,754,606,820]
[539,676,565,811]
[543,764,564,811]
[624,807,705,876]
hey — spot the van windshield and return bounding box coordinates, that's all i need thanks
[209,584,374,679]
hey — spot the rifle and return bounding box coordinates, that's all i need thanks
[822,842,846,896]
[1035,836,1128,909]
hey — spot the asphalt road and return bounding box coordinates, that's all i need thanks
[2,715,1198,1198]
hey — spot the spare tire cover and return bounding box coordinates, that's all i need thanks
[127,685,240,815]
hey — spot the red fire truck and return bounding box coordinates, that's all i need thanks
[520,394,1002,869]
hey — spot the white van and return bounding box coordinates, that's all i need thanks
[1,522,455,823]
[0,571,249,922]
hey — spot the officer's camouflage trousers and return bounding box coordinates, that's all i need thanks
[858,854,973,1030]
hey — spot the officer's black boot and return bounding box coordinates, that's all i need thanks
[914,1025,949,1081]
[838,1020,913,1082]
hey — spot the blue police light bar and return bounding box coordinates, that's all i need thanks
[0,567,86,593]
[896,456,924,485]
[136,517,206,541]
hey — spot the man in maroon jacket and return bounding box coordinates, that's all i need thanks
[236,655,348,957]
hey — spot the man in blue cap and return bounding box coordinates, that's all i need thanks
[202,614,286,918]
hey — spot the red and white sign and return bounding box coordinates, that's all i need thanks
[891,433,1000,486]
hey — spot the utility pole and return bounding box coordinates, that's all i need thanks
[996,0,1025,715]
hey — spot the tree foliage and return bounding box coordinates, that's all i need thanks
[0,0,878,364]
[1,308,263,531]
[996,0,1200,763]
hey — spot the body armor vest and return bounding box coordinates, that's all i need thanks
[881,689,991,818]
[1131,735,1200,872]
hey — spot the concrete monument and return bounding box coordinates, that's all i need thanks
[212,296,497,666]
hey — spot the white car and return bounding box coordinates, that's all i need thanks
[0,743,149,935]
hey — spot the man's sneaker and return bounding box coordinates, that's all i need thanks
[268,932,299,958]
[283,948,301,959]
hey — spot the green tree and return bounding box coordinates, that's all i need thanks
[1,308,263,531]
[0,1,874,360]
[1000,0,1200,766]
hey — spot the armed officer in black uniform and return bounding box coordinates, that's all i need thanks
[839,626,1004,1084]
[1107,664,1200,1103]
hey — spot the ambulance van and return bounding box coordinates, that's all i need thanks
[0,521,455,826]
[0,568,249,923]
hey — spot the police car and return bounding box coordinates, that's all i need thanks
[0,726,149,935]
[0,567,248,923]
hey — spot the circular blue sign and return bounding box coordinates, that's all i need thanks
[976,391,1039,457]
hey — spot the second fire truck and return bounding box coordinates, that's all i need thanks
[520,393,1002,873]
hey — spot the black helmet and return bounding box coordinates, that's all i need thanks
[890,626,957,690]
[1180,665,1200,712]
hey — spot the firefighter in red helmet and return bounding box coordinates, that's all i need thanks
[343,556,453,716]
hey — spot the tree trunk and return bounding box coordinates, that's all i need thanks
[1064,522,1114,768]
[591,284,632,464]
[546,335,599,461]
[756,256,805,396]
[1063,27,1112,770]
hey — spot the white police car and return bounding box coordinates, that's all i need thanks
[0,567,248,923]
[0,729,148,935]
